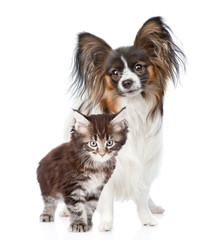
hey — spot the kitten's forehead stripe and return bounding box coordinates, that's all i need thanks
[88,114,114,140]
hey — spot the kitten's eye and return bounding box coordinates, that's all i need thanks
[106,140,114,147]
[111,69,120,81]
[89,141,97,148]
[135,63,144,73]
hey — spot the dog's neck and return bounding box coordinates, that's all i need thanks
[117,94,162,138]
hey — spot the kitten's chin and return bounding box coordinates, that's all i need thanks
[89,153,112,163]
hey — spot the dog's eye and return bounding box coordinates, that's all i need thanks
[112,69,118,76]
[135,64,144,73]
[111,69,120,81]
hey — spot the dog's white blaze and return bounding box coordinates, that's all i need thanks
[118,57,141,93]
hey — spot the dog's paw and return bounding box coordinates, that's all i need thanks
[99,221,112,232]
[59,206,70,217]
[150,205,165,214]
[141,214,158,226]
[148,198,165,214]
[70,223,92,232]
[40,214,54,222]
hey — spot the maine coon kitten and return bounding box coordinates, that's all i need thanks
[37,108,128,232]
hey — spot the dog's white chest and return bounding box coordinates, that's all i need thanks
[110,95,163,199]
[117,95,162,160]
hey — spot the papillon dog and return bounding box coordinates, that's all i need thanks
[64,16,185,231]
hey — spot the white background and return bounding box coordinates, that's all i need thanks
[1,0,220,239]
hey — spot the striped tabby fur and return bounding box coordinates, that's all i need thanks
[37,109,128,232]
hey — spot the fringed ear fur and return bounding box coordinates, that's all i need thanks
[72,109,90,134]
[71,32,112,103]
[111,107,127,131]
[134,17,186,87]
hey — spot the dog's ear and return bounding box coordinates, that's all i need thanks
[134,17,185,85]
[72,33,112,103]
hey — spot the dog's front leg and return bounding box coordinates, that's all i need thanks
[135,187,158,226]
[98,181,114,231]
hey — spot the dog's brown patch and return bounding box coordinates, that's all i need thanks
[99,76,118,114]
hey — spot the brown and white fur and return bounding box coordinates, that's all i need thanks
[64,17,185,231]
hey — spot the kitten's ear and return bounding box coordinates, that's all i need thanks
[111,107,127,131]
[72,109,90,133]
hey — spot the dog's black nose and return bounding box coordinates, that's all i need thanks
[122,79,133,89]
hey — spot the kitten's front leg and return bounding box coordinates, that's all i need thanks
[40,196,58,222]
[65,192,91,232]
[98,181,114,231]
[66,204,91,232]
[86,194,99,228]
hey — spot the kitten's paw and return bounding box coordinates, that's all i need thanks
[141,214,158,226]
[87,220,93,228]
[70,223,92,232]
[40,214,54,222]
[99,221,112,232]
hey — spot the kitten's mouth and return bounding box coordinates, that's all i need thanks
[90,152,111,163]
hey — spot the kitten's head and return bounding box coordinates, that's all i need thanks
[71,108,128,163]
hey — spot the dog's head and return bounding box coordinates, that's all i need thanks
[105,46,150,98]
[71,17,185,114]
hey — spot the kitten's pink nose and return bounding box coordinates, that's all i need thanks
[99,153,106,157]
